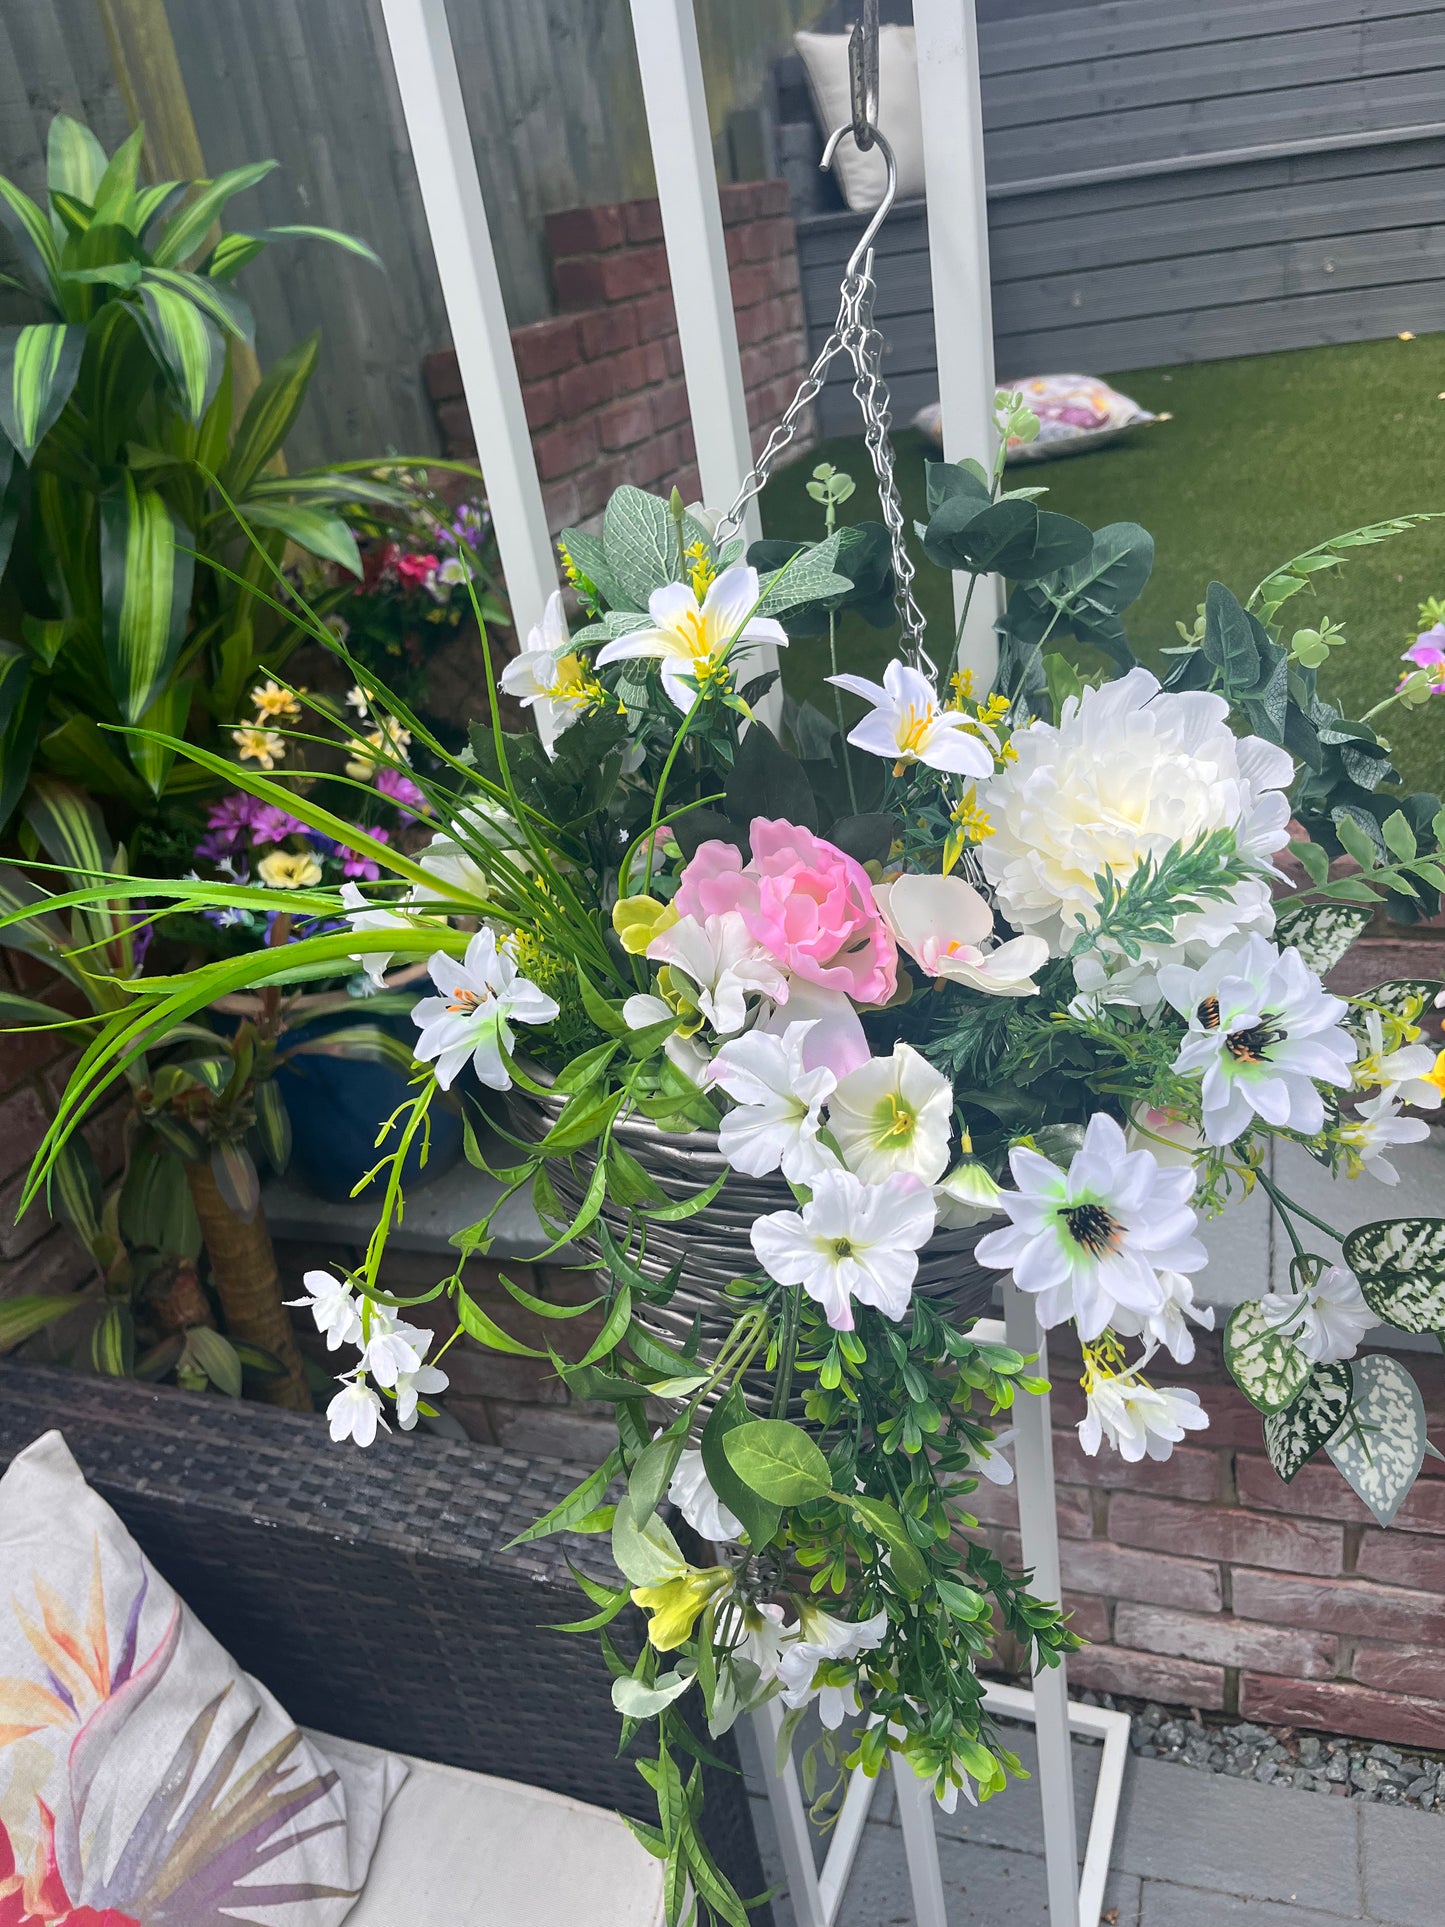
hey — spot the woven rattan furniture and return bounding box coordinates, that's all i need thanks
[0,1361,772,1923]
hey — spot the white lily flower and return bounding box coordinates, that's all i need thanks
[1079,1371,1208,1463]
[751,1167,936,1332]
[411,927,561,1090]
[1355,1009,1444,1111]
[933,1160,1005,1228]
[874,872,1049,999]
[338,881,420,987]
[396,1361,450,1430]
[975,1112,1206,1342]
[709,1022,838,1182]
[647,911,789,1037]
[829,1042,954,1186]
[327,1372,387,1448]
[622,992,713,1084]
[667,1449,742,1543]
[595,565,788,710]
[1111,1267,1215,1364]
[1158,936,1356,1145]
[1338,1090,1431,1184]
[1257,1264,1375,1364]
[829,660,995,778]
[498,589,596,754]
[776,1603,889,1715]
[285,1268,363,1351]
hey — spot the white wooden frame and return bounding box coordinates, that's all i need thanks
[377,4,1118,1921]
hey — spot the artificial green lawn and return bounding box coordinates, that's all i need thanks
[759,335,1445,795]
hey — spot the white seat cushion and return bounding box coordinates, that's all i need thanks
[310,1732,665,1927]
[794,27,926,211]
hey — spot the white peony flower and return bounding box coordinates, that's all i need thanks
[872,872,1048,998]
[751,1168,937,1332]
[1158,936,1356,1145]
[328,1372,387,1447]
[395,1361,450,1430]
[667,1448,743,1543]
[647,911,789,1037]
[1256,1265,1374,1364]
[829,1042,954,1186]
[1110,1267,1215,1364]
[1354,1008,1444,1111]
[411,927,561,1090]
[828,659,995,777]
[978,668,1293,993]
[1337,1091,1430,1185]
[286,1268,363,1351]
[776,1603,889,1718]
[709,1022,838,1182]
[595,564,788,710]
[1079,1371,1208,1463]
[498,589,595,754]
[975,1112,1206,1342]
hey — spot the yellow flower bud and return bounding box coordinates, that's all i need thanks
[611,894,678,956]
[630,1565,732,1651]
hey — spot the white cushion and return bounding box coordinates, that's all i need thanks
[313,1732,666,1927]
[794,27,926,211]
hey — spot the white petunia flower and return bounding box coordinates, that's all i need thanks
[1355,1009,1445,1111]
[395,1362,450,1430]
[1079,1371,1208,1463]
[828,1042,954,1186]
[1338,1090,1430,1185]
[974,1112,1206,1342]
[828,660,995,778]
[647,911,789,1037]
[285,1268,363,1351]
[1110,1267,1215,1364]
[776,1603,889,1718]
[498,588,596,754]
[709,1022,838,1182]
[1159,936,1356,1145]
[667,1449,742,1543]
[751,1168,936,1332]
[1256,1264,1374,1364]
[933,1160,1005,1228]
[411,927,561,1090]
[328,1372,387,1447]
[873,872,1048,998]
[595,565,788,711]
[979,668,1293,995]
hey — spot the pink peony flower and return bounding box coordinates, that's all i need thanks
[673,839,753,920]
[743,819,896,1004]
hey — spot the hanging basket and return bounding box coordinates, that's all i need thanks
[503,1083,995,1416]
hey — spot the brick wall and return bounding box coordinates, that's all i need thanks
[423,180,814,534]
[973,1326,1445,1749]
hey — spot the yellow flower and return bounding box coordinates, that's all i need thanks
[232,726,286,769]
[345,720,412,780]
[630,1565,732,1651]
[612,894,679,956]
[257,849,322,889]
[250,679,302,722]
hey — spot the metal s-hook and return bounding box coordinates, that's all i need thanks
[849,0,880,151]
[819,123,898,278]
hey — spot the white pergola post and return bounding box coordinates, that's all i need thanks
[913,0,1003,688]
[379,0,557,646]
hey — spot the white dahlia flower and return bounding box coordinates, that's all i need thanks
[977,668,1293,998]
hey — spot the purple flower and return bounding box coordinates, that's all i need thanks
[251,804,311,844]
[341,827,389,882]
[203,792,264,846]
[375,766,427,820]
[1403,623,1445,670]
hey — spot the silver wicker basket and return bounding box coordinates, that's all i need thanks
[504,1084,994,1416]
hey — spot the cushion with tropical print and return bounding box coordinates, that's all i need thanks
[0,1429,405,1926]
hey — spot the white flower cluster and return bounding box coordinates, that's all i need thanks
[287,1270,449,1446]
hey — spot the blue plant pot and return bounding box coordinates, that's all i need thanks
[275,1010,463,1203]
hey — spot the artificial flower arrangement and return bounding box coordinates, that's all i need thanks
[15,408,1445,1926]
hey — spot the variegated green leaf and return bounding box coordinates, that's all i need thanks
[133,181,184,236]
[755,531,850,616]
[0,1293,84,1354]
[128,679,194,796]
[184,1325,243,1398]
[210,1139,260,1223]
[99,473,194,722]
[89,124,146,228]
[91,1302,134,1377]
[253,1076,291,1174]
[1354,979,1444,1023]
[140,266,254,345]
[1325,1354,1427,1526]
[0,862,73,965]
[0,323,84,462]
[52,1135,104,1254]
[241,500,361,576]
[25,773,114,882]
[221,333,318,495]
[205,233,269,282]
[287,1025,415,1072]
[46,114,107,227]
[1342,1218,1445,1334]
[135,281,223,421]
[1274,899,1373,974]
[0,434,20,578]
[1225,1298,1313,1413]
[148,161,278,268]
[1264,1362,1353,1481]
[0,177,61,301]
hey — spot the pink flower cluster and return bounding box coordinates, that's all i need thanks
[1401,623,1445,693]
[675,819,896,1006]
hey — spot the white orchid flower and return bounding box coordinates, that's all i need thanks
[751,1168,936,1331]
[396,1361,450,1430]
[411,927,560,1090]
[829,1042,954,1186]
[327,1372,387,1448]
[647,911,788,1037]
[974,1428,1017,1486]
[873,872,1047,998]
[829,660,995,777]
[1256,1264,1374,1364]
[498,589,595,754]
[358,1308,432,1389]
[667,1449,742,1543]
[1078,1370,1208,1464]
[709,1022,838,1182]
[595,564,788,710]
[1111,1267,1215,1364]
[285,1268,363,1351]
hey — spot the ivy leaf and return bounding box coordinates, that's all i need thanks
[722,1418,832,1505]
[1264,1363,1353,1481]
[1225,1299,1312,1413]
[1342,1219,1445,1334]
[1325,1354,1427,1526]
[1273,899,1373,973]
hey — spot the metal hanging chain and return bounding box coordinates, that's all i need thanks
[719,0,931,670]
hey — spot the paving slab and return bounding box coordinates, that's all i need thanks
[833,1827,1140,1927]
[1139,1879,1367,1925]
[933,1723,1102,1858]
[1358,1798,1445,1927]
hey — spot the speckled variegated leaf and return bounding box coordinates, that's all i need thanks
[1225,1299,1312,1414]
[1264,1363,1353,1481]
[1325,1354,1427,1526]
[1355,978,1444,1022]
[1273,900,1373,974]
[1342,1219,1445,1334]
